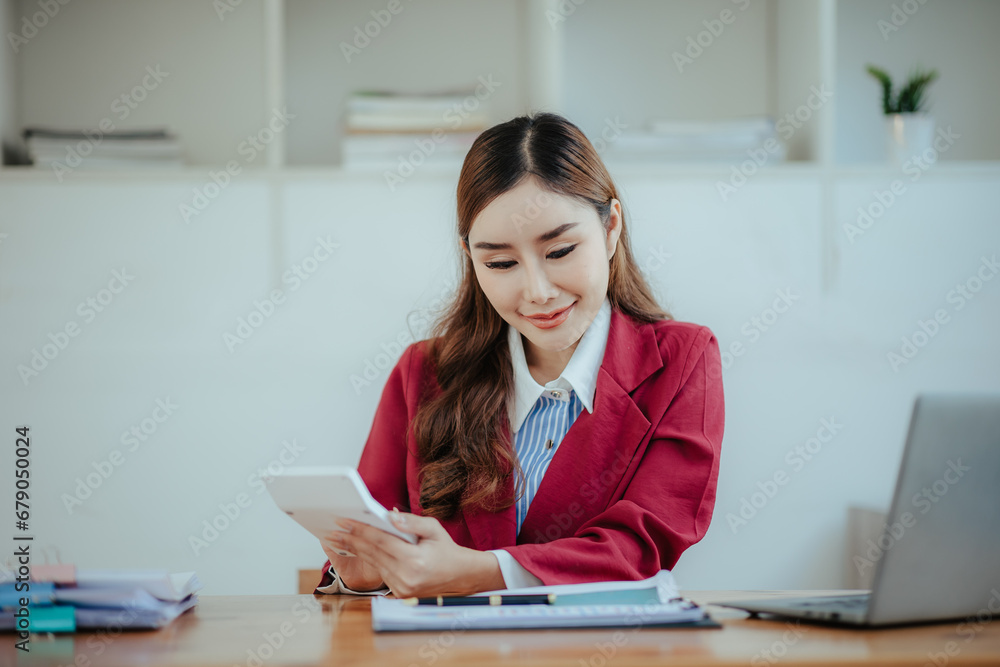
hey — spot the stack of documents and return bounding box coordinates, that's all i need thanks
[345,89,489,133]
[371,570,717,632]
[23,127,184,170]
[0,568,200,633]
[603,116,786,164]
[341,89,487,170]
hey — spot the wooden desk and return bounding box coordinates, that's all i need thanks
[4,591,999,666]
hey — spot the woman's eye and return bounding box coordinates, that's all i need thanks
[548,244,577,260]
[483,245,577,271]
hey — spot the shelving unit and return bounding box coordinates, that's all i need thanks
[1,0,998,174]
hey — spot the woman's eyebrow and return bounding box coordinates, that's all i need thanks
[472,222,579,250]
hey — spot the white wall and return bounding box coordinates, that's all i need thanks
[2,166,998,594]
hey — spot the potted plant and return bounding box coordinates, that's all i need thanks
[866,64,939,165]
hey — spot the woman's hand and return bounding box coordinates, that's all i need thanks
[319,532,385,592]
[326,511,505,598]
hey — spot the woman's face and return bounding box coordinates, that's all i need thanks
[464,176,622,361]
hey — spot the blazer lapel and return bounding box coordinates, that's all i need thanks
[459,308,663,551]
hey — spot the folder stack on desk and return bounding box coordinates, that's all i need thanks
[371,569,719,632]
[0,565,201,633]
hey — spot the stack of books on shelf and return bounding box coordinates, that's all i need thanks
[0,565,201,633]
[23,127,184,171]
[602,116,786,164]
[341,89,488,170]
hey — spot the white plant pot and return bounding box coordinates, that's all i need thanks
[886,113,935,165]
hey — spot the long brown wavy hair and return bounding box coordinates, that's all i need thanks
[412,111,670,520]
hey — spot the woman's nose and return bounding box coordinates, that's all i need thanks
[521,260,559,303]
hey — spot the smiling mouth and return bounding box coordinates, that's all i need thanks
[523,304,573,320]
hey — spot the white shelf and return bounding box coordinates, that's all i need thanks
[3,161,999,185]
[1,0,998,170]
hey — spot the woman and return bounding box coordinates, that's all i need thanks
[315,112,725,598]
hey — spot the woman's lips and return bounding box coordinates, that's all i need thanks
[522,302,574,329]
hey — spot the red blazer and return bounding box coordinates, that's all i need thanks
[317,307,724,589]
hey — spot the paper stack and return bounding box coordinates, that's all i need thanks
[602,116,786,164]
[371,569,718,632]
[23,127,184,171]
[341,89,487,170]
[0,568,201,633]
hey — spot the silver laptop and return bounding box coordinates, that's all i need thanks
[717,393,1000,627]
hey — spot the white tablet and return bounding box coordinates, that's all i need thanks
[264,466,417,557]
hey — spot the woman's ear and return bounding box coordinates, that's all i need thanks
[606,199,623,261]
[459,237,471,258]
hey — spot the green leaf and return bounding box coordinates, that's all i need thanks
[866,64,894,114]
[896,68,939,113]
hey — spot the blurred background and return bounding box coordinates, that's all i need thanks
[1,0,998,595]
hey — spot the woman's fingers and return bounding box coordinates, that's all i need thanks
[321,534,356,558]
[332,520,406,570]
[388,511,443,539]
